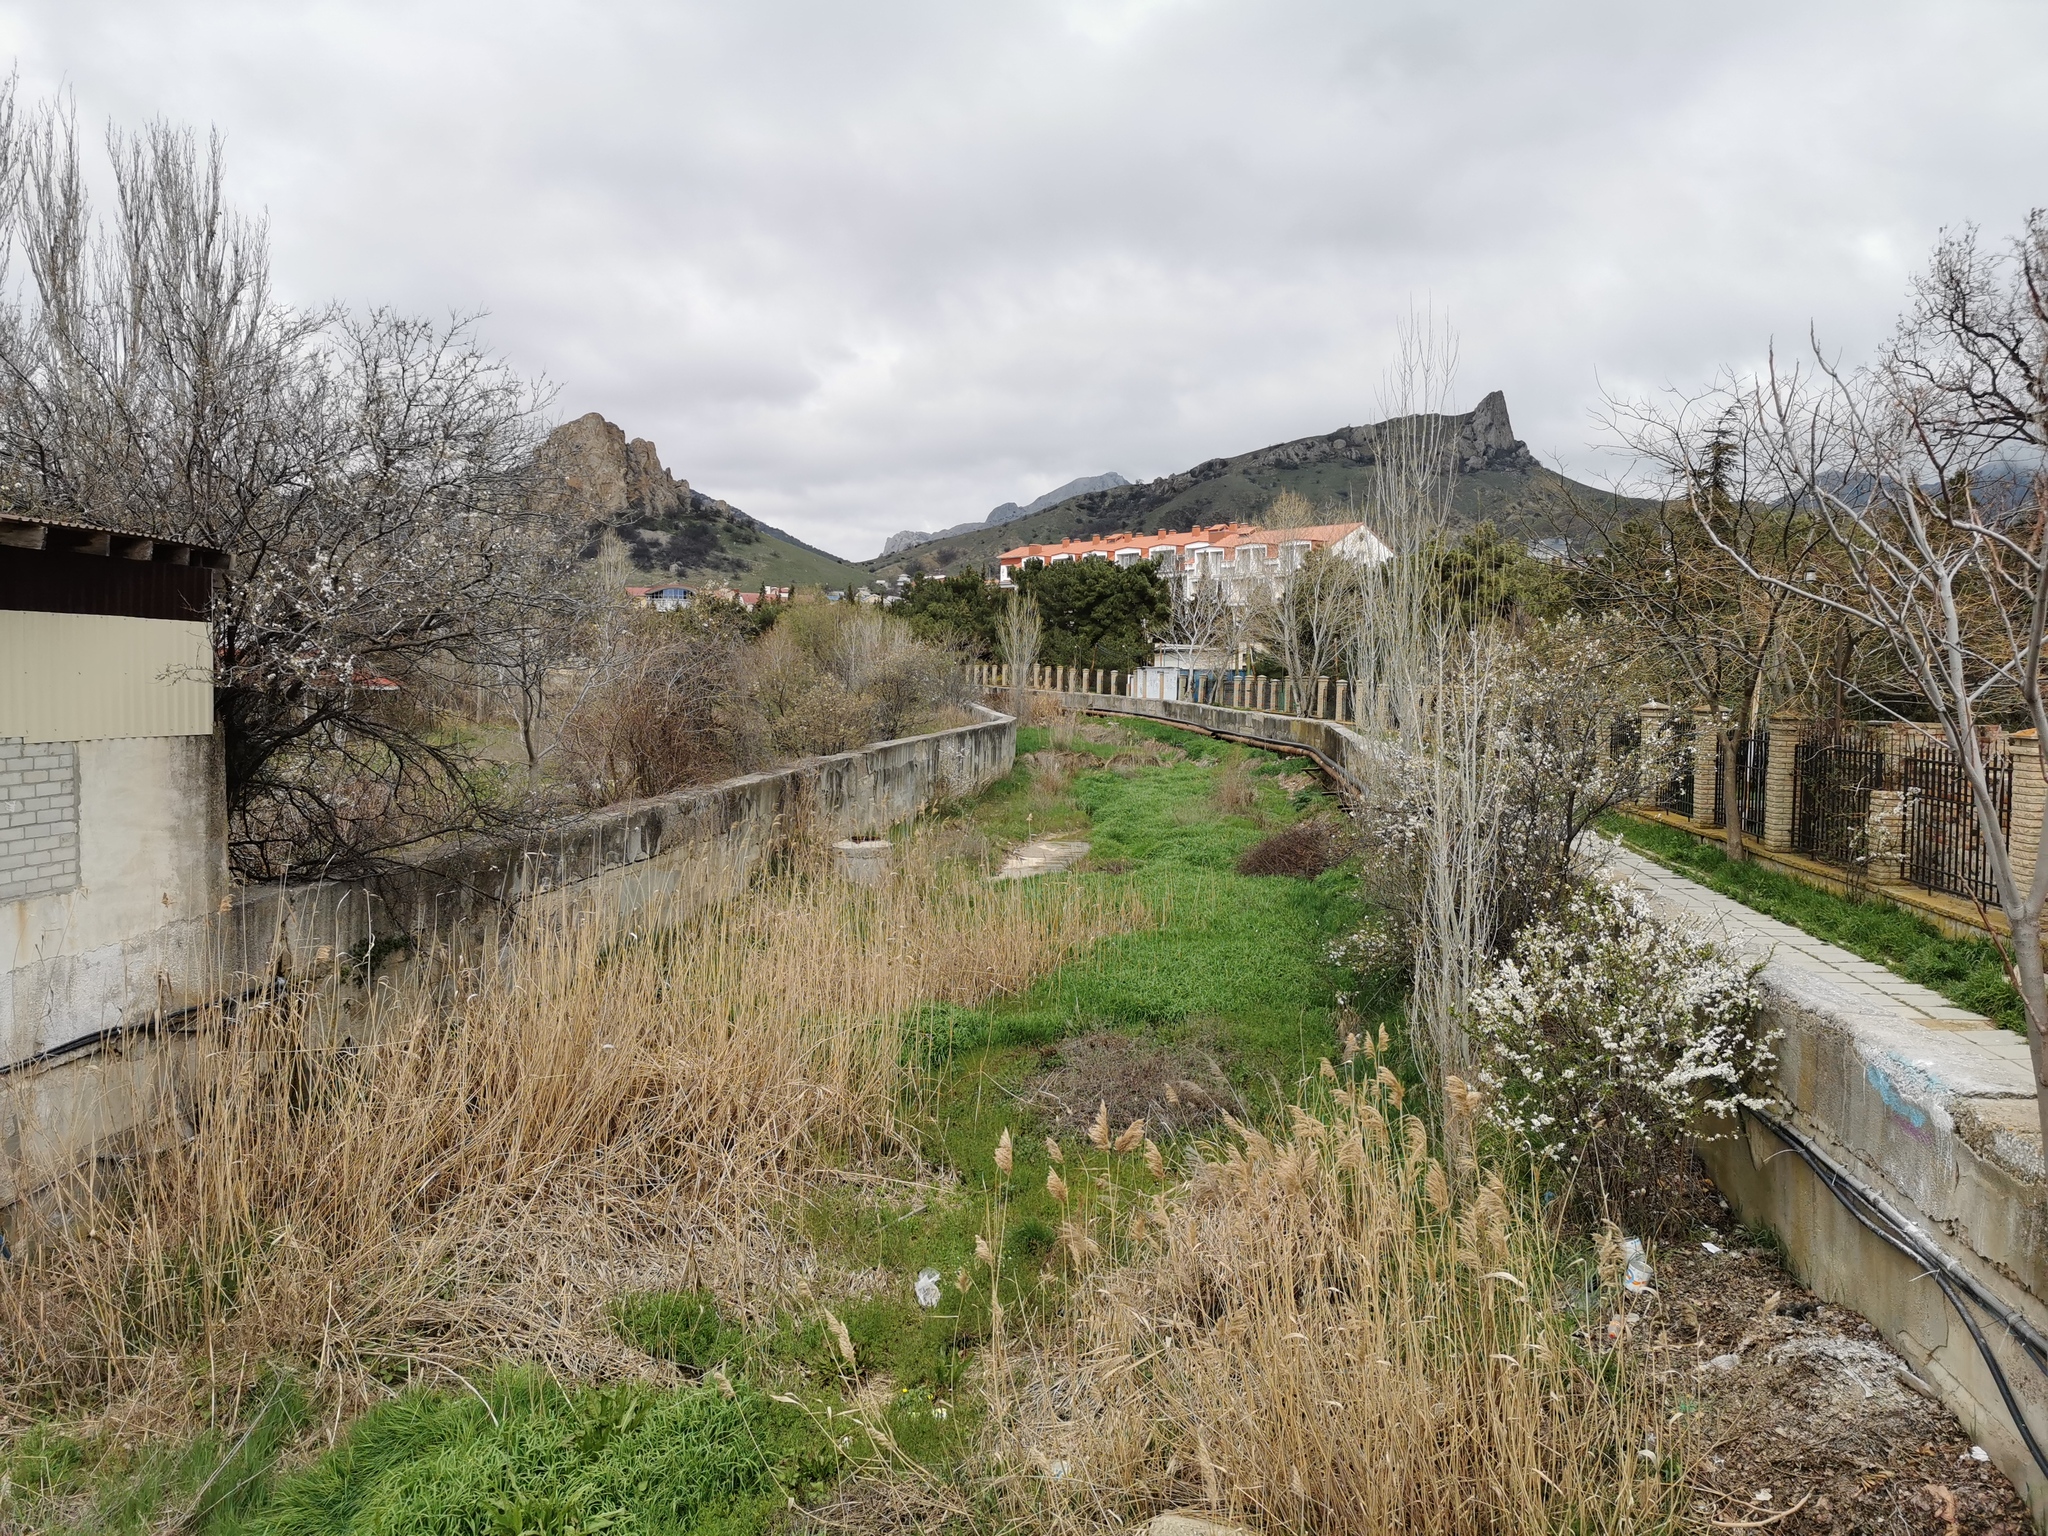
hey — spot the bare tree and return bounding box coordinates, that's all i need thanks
[1001,589,1041,724]
[1657,213,2048,1147]
[0,93,566,877]
[1580,407,1837,859]
[1167,561,1235,669]
[1260,543,1360,714]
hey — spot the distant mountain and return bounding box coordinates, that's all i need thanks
[869,393,1646,578]
[880,471,1131,557]
[538,413,869,591]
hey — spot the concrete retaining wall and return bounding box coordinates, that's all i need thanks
[1600,844,2048,1522]
[1024,688,1383,797]
[1,707,1015,1209]
[1060,686,2048,1520]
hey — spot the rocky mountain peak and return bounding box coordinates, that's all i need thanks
[1452,390,1537,474]
[536,411,704,524]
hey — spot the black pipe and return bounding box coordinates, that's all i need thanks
[1743,1105,2048,1479]
[0,979,279,1080]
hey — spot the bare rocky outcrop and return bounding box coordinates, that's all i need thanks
[535,412,759,577]
[536,412,729,526]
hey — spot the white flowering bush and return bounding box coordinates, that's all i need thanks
[1327,910,1413,1006]
[1467,880,1773,1226]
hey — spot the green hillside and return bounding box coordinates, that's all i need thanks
[675,520,871,591]
[870,393,1647,579]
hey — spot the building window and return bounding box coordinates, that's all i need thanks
[0,738,80,902]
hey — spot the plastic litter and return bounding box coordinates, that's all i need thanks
[1701,1241,1723,1255]
[1619,1237,1654,1293]
[915,1268,943,1308]
[1971,1445,1991,1462]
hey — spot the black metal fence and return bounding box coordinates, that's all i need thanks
[1900,746,2012,904]
[1653,722,1694,819]
[1710,734,1769,840]
[1787,728,2012,903]
[1792,735,1886,867]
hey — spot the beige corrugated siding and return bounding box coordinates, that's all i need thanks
[0,611,213,741]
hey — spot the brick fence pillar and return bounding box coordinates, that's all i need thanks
[2011,731,2047,902]
[1637,701,1671,808]
[1763,712,1803,851]
[1691,703,1719,828]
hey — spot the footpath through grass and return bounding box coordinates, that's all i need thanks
[1604,811,2026,1032]
[5,717,1370,1535]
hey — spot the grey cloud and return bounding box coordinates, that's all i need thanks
[11,0,2048,554]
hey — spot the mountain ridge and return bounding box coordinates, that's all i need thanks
[869,392,1641,578]
[879,471,1130,557]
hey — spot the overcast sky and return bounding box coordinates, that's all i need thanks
[6,1,2045,559]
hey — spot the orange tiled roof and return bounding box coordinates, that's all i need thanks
[997,520,1368,564]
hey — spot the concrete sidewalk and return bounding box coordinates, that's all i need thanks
[1591,836,2037,1120]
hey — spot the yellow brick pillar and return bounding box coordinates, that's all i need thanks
[2011,731,2048,902]
[1691,703,1720,829]
[1763,712,1803,851]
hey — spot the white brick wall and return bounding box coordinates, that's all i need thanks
[0,736,80,902]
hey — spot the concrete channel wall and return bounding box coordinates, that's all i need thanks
[1043,685,2048,1521]
[1,706,1016,1213]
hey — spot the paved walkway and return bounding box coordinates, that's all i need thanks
[1590,836,2038,1107]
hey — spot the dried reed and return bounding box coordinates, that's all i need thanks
[981,1074,1678,1534]
[1,830,1141,1426]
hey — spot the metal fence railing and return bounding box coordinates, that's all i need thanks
[1792,735,1886,867]
[1783,726,2013,903]
[1710,734,1769,840]
[1900,746,2012,904]
[1654,722,1694,819]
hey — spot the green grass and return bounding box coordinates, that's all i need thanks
[9,718,1379,1534]
[1,1379,308,1536]
[248,1369,835,1536]
[1604,812,2026,1033]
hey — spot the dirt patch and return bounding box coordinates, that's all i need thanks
[1022,1032,1242,1139]
[1636,1186,2031,1533]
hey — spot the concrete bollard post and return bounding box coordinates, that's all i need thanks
[1763,712,1803,851]
[831,838,892,886]
[2011,732,2047,903]
[1692,703,1720,828]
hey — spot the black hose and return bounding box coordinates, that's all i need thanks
[0,978,280,1079]
[1743,1106,2048,1480]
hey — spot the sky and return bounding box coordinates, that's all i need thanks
[5,1,2045,560]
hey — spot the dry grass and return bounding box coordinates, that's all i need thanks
[0,830,1142,1431]
[980,1071,1679,1535]
[1210,757,1257,816]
